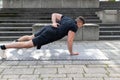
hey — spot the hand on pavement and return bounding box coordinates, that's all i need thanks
[70,52,79,55]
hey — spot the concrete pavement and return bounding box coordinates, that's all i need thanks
[0,41,120,60]
[0,41,120,80]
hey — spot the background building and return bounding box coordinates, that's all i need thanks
[0,0,119,40]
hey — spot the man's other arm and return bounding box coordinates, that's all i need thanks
[51,13,62,27]
[67,30,79,55]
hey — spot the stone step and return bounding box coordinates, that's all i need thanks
[99,35,120,40]
[99,24,120,40]
[0,31,32,36]
[0,12,96,15]
[0,23,34,27]
[0,27,32,31]
[0,36,20,41]
[0,31,32,35]
[0,9,98,13]
[99,23,120,26]
[0,8,100,13]
[0,11,96,13]
[100,27,120,31]
[0,14,99,17]
[0,19,101,23]
[0,31,32,33]
[0,16,99,20]
[100,31,120,35]
[0,20,51,23]
[0,14,98,18]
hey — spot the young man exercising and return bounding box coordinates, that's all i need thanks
[0,13,85,58]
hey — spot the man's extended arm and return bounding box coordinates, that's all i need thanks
[51,13,62,27]
[67,30,79,55]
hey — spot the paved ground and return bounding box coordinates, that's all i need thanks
[0,41,113,60]
[0,41,120,80]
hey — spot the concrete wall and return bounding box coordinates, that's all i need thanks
[32,23,99,41]
[96,10,120,23]
[3,0,99,8]
[118,10,120,23]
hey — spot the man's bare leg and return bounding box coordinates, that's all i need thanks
[16,35,35,42]
[5,40,34,49]
[0,40,34,59]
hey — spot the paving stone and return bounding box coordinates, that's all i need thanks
[0,61,3,64]
[2,69,34,75]
[34,68,57,74]
[41,74,66,78]
[18,61,37,65]
[0,66,11,69]
[74,78,103,80]
[86,65,108,68]
[43,78,72,80]
[37,61,55,65]
[64,65,85,68]
[8,78,42,80]
[108,65,120,68]
[0,69,4,73]
[58,68,84,73]
[107,68,120,73]
[54,61,72,64]
[72,61,110,65]
[111,60,120,64]
[0,75,2,78]
[11,66,28,69]
[43,65,63,68]
[1,61,19,66]
[20,75,39,78]
[84,74,108,78]
[29,65,42,68]
[104,78,120,80]
[2,75,19,79]
[84,68,107,74]
[67,74,83,78]
[109,74,120,77]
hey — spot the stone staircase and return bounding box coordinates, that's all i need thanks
[0,23,32,41]
[0,8,101,41]
[99,1,120,40]
[99,24,120,40]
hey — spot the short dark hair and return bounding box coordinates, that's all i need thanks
[76,16,85,24]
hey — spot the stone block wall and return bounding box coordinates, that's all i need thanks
[3,0,99,8]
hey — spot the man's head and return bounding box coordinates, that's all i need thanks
[75,16,85,28]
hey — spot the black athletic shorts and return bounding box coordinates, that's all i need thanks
[32,25,58,49]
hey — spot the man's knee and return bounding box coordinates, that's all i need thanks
[30,35,35,39]
[24,40,34,48]
[25,35,34,40]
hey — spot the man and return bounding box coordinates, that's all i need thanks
[0,13,85,58]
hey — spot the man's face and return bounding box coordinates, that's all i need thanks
[77,20,84,28]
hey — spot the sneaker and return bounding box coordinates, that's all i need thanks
[0,49,7,59]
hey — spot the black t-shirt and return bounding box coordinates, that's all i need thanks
[41,16,78,43]
[56,16,78,39]
[33,16,78,47]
